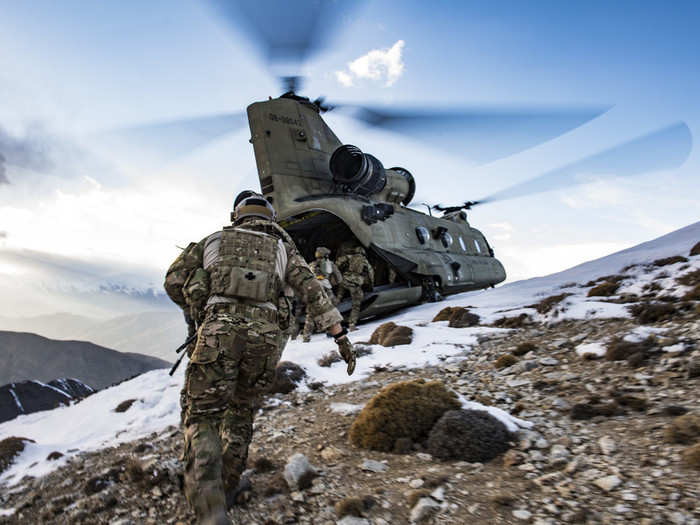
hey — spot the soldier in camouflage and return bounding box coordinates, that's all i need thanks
[302,246,342,342]
[164,191,356,525]
[335,244,374,331]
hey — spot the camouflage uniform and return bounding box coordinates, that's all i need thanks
[165,217,342,524]
[335,246,374,330]
[302,247,342,341]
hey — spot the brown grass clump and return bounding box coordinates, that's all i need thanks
[628,302,677,324]
[114,399,137,413]
[349,379,461,452]
[683,284,700,301]
[46,451,64,461]
[681,443,700,469]
[588,282,620,297]
[605,337,655,363]
[676,269,700,287]
[318,351,342,367]
[335,497,365,518]
[432,307,458,322]
[664,413,700,444]
[512,342,537,356]
[270,361,306,394]
[535,293,572,314]
[492,313,531,328]
[369,322,413,346]
[406,489,432,508]
[448,308,480,328]
[653,255,688,267]
[0,436,35,475]
[494,354,518,369]
[253,456,276,473]
[570,401,623,420]
[124,457,145,483]
[690,241,700,257]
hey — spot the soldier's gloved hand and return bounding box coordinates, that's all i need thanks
[335,335,356,376]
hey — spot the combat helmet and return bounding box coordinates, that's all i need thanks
[315,247,330,259]
[231,190,277,222]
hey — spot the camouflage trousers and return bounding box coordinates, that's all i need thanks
[336,283,363,328]
[180,305,282,523]
[302,289,336,339]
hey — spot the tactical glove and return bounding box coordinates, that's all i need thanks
[336,335,356,376]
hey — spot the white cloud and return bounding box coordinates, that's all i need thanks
[335,40,405,88]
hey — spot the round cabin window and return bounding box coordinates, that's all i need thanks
[415,226,430,245]
[441,232,453,248]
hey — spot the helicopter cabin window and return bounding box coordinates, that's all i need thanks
[458,236,467,252]
[473,239,482,254]
[441,232,453,249]
[415,226,430,245]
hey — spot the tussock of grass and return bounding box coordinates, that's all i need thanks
[605,337,655,362]
[535,293,572,314]
[664,413,700,444]
[0,436,35,475]
[653,255,688,267]
[588,282,620,297]
[682,443,700,469]
[628,302,677,324]
[676,269,700,287]
[494,354,518,369]
[369,322,413,347]
[690,241,700,256]
[492,313,531,328]
[114,399,137,413]
[349,379,461,452]
[335,497,365,518]
[512,342,537,356]
[318,351,342,367]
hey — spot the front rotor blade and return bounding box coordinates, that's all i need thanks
[97,112,247,160]
[208,0,360,70]
[479,121,692,204]
[337,104,610,164]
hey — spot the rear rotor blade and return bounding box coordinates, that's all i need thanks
[97,112,247,160]
[478,121,692,205]
[335,104,611,164]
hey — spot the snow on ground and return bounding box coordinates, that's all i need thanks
[575,342,607,358]
[1,221,697,486]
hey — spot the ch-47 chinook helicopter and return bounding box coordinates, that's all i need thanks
[105,1,692,322]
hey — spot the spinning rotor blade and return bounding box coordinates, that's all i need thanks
[335,104,611,164]
[97,112,247,159]
[478,121,692,205]
[208,0,360,88]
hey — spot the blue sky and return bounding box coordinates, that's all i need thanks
[0,0,698,316]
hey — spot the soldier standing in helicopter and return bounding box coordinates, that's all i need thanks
[335,243,374,331]
[302,246,343,342]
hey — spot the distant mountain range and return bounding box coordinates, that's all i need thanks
[0,330,169,390]
[0,378,94,424]
[0,311,185,363]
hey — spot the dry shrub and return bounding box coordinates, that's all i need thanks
[682,443,700,469]
[570,401,623,420]
[683,284,700,301]
[512,342,537,356]
[610,392,648,411]
[664,413,700,444]
[369,322,413,347]
[535,293,571,314]
[426,409,513,462]
[263,473,289,497]
[494,354,518,369]
[270,361,306,394]
[432,307,458,322]
[335,497,365,518]
[676,269,700,287]
[448,308,480,328]
[492,313,530,328]
[253,456,276,473]
[588,282,620,297]
[124,457,145,483]
[0,436,35,475]
[349,379,461,452]
[690,241,700,257]
[46,451,64,461]
[605,337,655,363]
[114,399,137,413]
[318,351,342,367]
[653,255,688,267]
[628,302,677,324]
[643,282,662,293]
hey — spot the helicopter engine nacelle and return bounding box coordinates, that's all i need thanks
[329,145,415,205]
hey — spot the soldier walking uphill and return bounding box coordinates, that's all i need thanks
[302,246,342,342]
[336,244,374,331]
[164,192,356,525]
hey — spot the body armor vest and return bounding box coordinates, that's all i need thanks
[203,226,284,304]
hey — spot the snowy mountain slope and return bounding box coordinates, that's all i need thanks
[0,378,94,424]
[0,221,698,488]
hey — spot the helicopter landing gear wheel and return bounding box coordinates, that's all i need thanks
[421,278,443,303]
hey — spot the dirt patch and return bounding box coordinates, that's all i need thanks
[369,322,413,347]
[534,293,572,314]
[349,379,461,452]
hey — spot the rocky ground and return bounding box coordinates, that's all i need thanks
[1,301,698,525]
